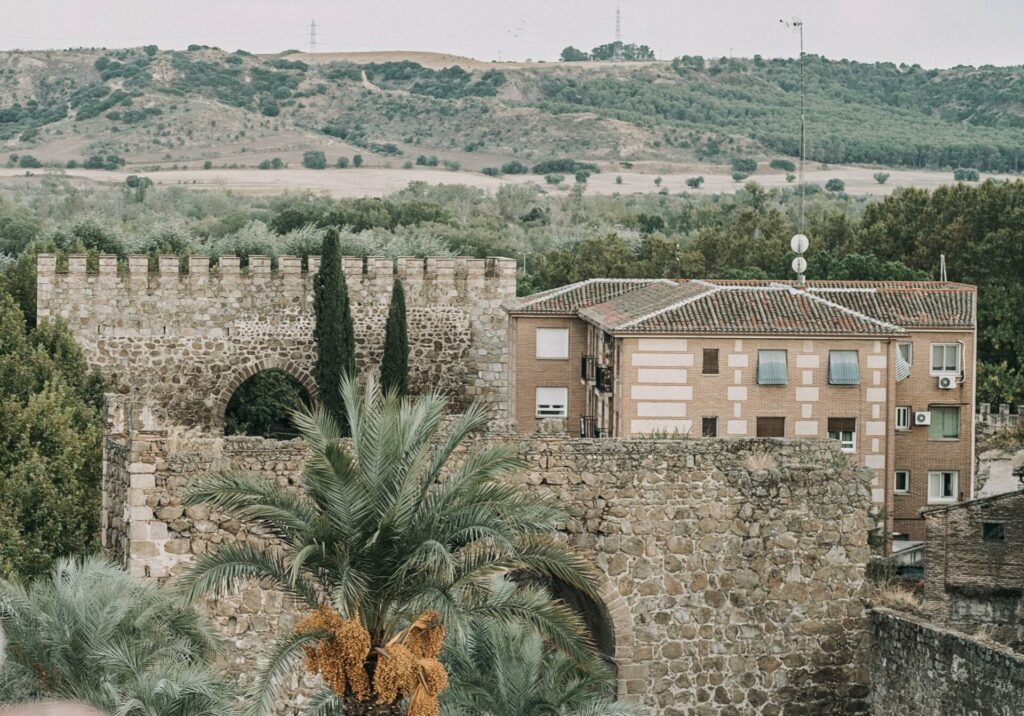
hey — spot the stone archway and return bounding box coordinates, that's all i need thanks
[211,357,319,430]
[518,569,636,700]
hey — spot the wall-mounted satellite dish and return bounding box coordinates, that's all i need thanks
[790,233,809,254]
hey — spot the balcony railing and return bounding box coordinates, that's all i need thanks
[579,415,605,438]
[581,355,596,382]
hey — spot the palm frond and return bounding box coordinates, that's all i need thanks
[245,629,328,716]
[174,543,321,607]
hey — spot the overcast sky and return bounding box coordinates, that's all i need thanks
[4,0,1023,68]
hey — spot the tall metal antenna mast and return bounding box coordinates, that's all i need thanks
[781,18,805,232]
[310,19,317,55]
[614,6,623,61]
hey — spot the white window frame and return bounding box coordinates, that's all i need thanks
[535,387,568,418]
[894,470,910,495]
[827,425,857,452]
[895,406,911,431]
[536,328,569,360]
[927,470,959,504]
[897,342,913,366]
[930,343,960,376]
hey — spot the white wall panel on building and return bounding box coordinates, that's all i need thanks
[637,368,687,383]
[637,402,687,417]
[795,387,819,402]
[726,353,749,368]
[795,354,821,369]
[727,420,748,435]
[794,420,819,436]
[727,386,748,401]
[632,353,693,367]
[638,338,688,352]
[630,419,692,434]
[631,385,692,401]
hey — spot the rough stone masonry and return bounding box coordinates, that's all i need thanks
[37,253,517,428]
[103,401,875,715]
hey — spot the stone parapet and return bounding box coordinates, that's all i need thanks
[104,427,874,715]
[37,254,517,428]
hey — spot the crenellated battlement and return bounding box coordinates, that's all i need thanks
[39,253,517,428]
[39,253,517,280]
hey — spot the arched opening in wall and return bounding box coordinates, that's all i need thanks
[518,575,618,679]
[224,369,312,439]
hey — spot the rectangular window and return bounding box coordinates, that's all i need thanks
[930,343,960,375]
[756,417,785,438]
[757,350,788,385]
[702,348,720,375]
[897,342,913,366]
[928,406,960,440]
[702,417,718,437]
[928,471,958,503]
[828,350,860,385]
[982,522,1005,541]
[895,406,911,431]
[536,327,569,359]
[535,387,568,418]
[894,470,910,494]
[827,417,857,452]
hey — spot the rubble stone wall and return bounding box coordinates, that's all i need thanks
[103,422,875,715]
[37,254,516,428]
[868,608,1024,715]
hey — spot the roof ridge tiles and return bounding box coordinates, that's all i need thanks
[796,288,907,333]
[617,282,718,329]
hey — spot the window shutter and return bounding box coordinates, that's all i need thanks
[756,417,785,437]
[703,348,719,375]
[827,417,856,433]
[757,350,788,385]
[828,351,860,385]
[894,347,911,382]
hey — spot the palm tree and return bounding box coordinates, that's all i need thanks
[176,376,600,716]
[0,556,236,716]
[442,611,640,716]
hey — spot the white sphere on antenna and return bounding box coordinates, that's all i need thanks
[792,256,807,274]
[790,233,809,254]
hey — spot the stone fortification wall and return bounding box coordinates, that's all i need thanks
[103,415,874,715]
[37,253,516,428]
[868,608,1024,715]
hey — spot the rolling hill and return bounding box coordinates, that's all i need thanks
[2,45,1024,178]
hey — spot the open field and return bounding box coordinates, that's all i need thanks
[0,164,1013,199]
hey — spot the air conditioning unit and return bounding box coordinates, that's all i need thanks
[914,411,931,426]
[937,374,957,390]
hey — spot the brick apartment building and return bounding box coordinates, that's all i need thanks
[505,278,977,542]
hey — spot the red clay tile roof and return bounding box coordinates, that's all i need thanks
[508,278,976,334]
[581,282,906,335]
[503,278,673,314]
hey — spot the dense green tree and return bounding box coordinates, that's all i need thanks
[0,557,237,714]
[313,228,356,427]
[302,150,327,169]
[224,369,311,438]
[442,616,637,716]
[0,295,104,577]
[560,46,590,62]
[0,198,42,255]
[380,278,409,396]
[176,377,598,716]
[825,178,846,192]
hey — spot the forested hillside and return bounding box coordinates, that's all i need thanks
[2,46,1024,173]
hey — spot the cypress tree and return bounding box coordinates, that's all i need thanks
[313,229,355,427]
[380,277,409,396]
